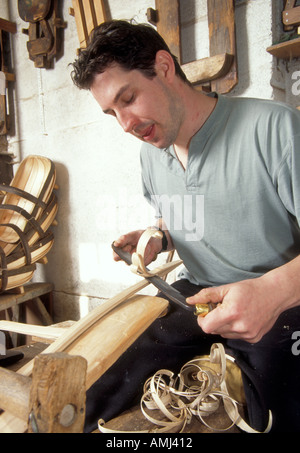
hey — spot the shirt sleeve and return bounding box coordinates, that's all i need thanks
[277,132,300,227]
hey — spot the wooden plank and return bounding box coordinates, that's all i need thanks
[0,320,68,340]
[0,282,53,312]
[82,0,97,37]
[267,37,300,59]
[155,0,181,63]
[182,53,233,85]
[207,0,237,93]
[0,18,17,34]
[94,0,106,25]
[72,0,88,47]
[32,296,53,325]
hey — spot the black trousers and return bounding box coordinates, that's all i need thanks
[84,279,300,433]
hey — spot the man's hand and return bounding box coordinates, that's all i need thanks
[113,229,163,266]
[187,277,284,343]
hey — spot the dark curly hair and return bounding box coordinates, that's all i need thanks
[70,20,191,89]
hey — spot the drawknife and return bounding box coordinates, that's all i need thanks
[112,243,215,317]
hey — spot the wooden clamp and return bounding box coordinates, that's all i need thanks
[18,0,67,68]
[147,0,237,93]
[0,352,87,433]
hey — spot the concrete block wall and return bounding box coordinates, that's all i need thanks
[0,0,298,321]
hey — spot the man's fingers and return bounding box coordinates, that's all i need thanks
[186,286,226,305]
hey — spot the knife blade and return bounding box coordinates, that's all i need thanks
[112,243,215,316]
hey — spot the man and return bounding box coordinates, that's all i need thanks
[71,20,300,432]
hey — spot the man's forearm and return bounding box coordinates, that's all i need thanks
[261,254,300,312]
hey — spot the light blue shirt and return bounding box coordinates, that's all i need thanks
[140,95,300,286]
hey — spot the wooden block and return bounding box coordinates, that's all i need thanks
[282,5,300,26]
[182,53,233,85]
[28,353,87,433]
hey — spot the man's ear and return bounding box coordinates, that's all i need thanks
[154,50,176,82]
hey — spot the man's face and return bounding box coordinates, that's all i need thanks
[90,62,184,149]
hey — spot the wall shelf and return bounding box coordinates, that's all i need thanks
[267,37,300,59]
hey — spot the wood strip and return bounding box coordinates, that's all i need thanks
[72,0,88,47]
[0,321,68,340]
[94,0,107,24]
[82,0,97,36]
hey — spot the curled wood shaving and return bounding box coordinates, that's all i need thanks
[98,343,272,434]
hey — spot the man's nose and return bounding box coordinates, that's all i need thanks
[117,111,136,133]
